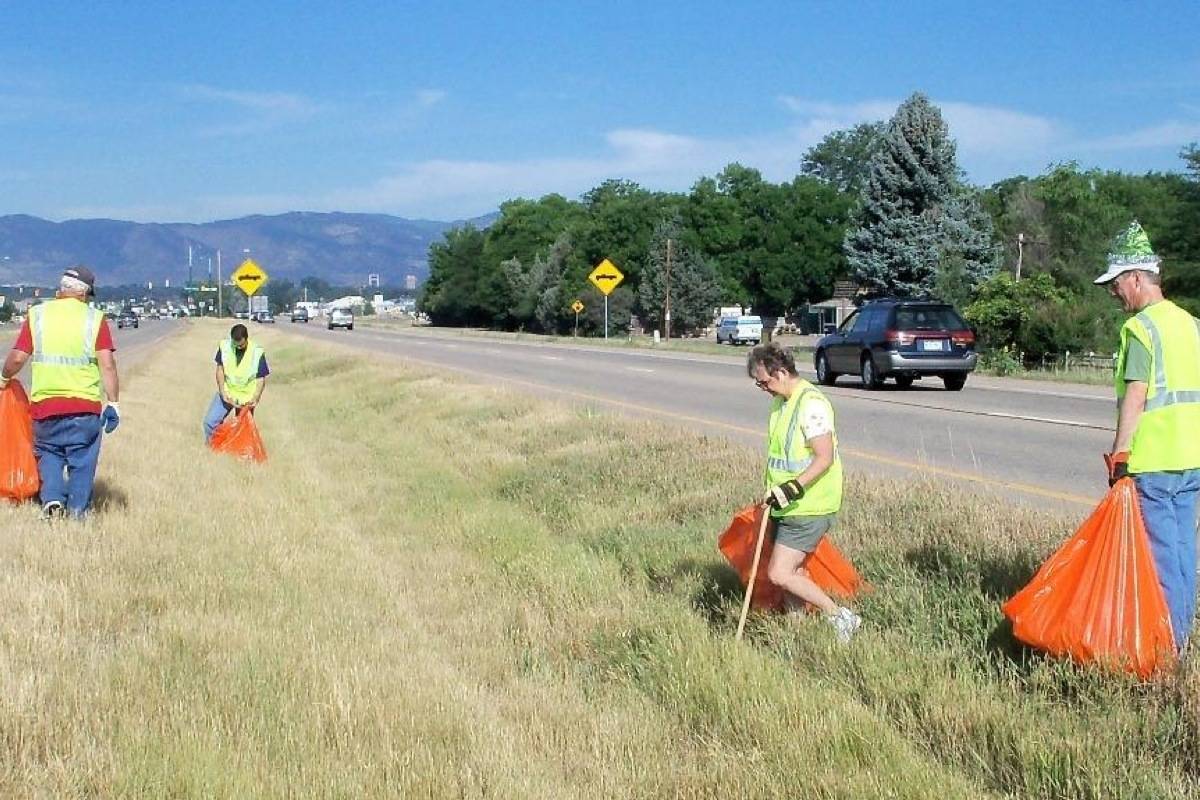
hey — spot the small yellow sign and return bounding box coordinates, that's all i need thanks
[588,259,624,296]
[571,300,584,314]
[231,259,269,297]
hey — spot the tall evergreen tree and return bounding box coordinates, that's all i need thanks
[637,217,721,336]
[844,93,998,297]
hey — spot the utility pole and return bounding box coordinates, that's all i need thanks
[217,249,223,318]
[664,238,673,342]
[1016,232,1024,281]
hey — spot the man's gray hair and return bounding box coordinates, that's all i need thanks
[60,275,91,295]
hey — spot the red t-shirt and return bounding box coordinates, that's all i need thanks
[14,317,115,420]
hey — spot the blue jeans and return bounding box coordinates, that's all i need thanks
[1135,469,1200,650]
[33,413,103,516]
[203,393,234,441]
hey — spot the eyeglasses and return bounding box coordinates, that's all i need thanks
[753,374,774,389]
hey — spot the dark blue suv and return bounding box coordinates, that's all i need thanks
[814,299,977,391]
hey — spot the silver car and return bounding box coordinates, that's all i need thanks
[327,308,354,331]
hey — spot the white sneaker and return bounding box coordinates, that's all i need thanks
[40,501,65,521]
[827,607,862,644]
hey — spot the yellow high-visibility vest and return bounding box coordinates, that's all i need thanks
[29,298,103,404]
[764,379,843,517]
[220,338,264,405]
[1116,299,1200,473]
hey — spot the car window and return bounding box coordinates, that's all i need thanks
[849,309,874,334]
[867,307,890,333]
[838,312,858,334]
[894,307,965,330]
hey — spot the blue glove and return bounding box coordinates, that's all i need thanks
[101,403,120,433]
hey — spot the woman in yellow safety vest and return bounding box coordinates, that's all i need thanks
[747,341,861,643]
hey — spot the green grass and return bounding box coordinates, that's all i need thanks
[0,319,1195,797]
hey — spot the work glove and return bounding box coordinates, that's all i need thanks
[101,403,120,434]
[763,479,805,509]
[0,375,8,390]
[1104,451,1129,486]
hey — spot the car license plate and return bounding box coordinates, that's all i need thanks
[920,339,946,351]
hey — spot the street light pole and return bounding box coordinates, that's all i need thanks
[664,238,673,342]
[217,249,223,318]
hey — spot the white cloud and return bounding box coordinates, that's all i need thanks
[416,89,447,108]
[1080,121,1200,151]
[59,95,1200,222]
[177,84,321,137]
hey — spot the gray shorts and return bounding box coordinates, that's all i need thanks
[772,514,836,553]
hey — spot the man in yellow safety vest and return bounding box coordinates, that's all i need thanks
[0,266,120,519]
[747,341,861,643]
[203,323,269,442]
[1097,221,1200,652]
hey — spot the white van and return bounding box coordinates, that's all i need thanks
[716,315,762,345]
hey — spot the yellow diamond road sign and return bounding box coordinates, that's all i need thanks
[588,259,624,296]
[231,259,269,296]
[571,300,584,314]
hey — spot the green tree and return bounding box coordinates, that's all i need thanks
[844,93,998,297]
[418,225,488,325]
[0,299,13,323]
[637,217,721,336]
[1183,143,1200,179]
[801,121,885,194]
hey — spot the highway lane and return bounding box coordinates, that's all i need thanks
[3,316,182,385]
[280,322,1116,513]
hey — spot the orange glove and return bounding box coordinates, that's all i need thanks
[1104,451,1130,486]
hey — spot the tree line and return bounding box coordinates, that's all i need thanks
[419,92,1200,359]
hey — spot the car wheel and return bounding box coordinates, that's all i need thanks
[815,351,838,386]
[943,374,967,392]
[894,375,915,389]
[860,354,882,390]
[347,325,353,331]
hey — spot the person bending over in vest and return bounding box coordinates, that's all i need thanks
[747,342,861,643]
[0,266,120,519]
[1097,221,1200,653]
[203,323,269,443]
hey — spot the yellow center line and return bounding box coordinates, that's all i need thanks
[302,328,1099,510]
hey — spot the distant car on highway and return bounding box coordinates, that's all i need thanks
[715,315,762,345]
[290,307,309,323]
[116,310,139,329]
[252,311,276,324]
[327,307,354,331]
[814,298,977,391]
[234,310,250,320]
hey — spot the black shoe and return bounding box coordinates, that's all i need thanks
[40,501,65,521]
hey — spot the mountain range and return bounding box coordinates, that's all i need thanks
[0,211,497,289]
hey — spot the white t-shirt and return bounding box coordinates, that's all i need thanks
[798,394,834,440]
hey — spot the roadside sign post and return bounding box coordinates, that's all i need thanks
[571,299,584,337]
[587,259,624,339]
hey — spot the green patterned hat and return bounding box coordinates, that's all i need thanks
[1094,220,1160,284]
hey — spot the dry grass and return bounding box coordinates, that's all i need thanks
[0,319,1195,798]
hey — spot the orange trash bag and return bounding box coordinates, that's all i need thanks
[717,504,868,612]
[1001,478,1174,679]
[0,380,40,502]
[208,408,267,463]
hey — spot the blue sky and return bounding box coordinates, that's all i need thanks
[2,1,1198,222]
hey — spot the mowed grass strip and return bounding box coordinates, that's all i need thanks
[0,319,1193,798]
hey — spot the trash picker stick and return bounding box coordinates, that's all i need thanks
[735,506,772,641]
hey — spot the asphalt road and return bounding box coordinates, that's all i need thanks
[4,316,181,385]
[280,322,1116,514]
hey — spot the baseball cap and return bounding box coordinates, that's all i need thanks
[1094,221,1160,284]
[62,265,96,294]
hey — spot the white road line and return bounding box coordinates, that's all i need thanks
[541,355,563,361]
[626,366,655,373]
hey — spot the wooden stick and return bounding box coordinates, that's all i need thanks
[735,505,772,641]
